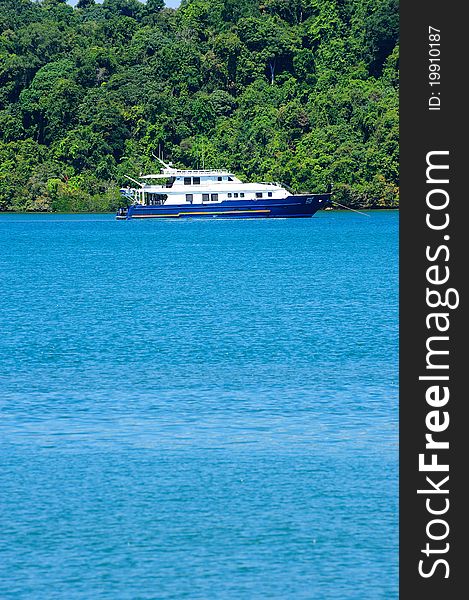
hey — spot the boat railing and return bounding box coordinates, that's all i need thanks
[278,181,295,194]
[163,169,234,177]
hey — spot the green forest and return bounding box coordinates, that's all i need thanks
[0,0,399,212]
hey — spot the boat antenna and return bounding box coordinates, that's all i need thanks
[152,153,175,171]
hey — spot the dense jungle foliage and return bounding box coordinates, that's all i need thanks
[0,0,399,212]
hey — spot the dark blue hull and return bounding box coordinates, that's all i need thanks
[116,194,331,220]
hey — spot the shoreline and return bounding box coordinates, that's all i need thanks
[0,207,400,216]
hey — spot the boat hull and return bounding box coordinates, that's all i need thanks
[116,194,331,220]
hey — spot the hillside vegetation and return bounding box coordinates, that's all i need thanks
[0,0,399,212]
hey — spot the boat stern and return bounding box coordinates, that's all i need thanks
[116,206,130,220]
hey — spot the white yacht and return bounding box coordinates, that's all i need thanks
[116,158,331,219]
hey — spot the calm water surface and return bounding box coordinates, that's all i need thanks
[0,211,398,599]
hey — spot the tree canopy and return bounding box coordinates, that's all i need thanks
[0,0,399,212]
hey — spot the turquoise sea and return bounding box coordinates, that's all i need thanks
[0,211,398,599]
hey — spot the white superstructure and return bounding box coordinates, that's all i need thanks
[121,158,290,206]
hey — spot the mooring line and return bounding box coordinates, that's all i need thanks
[331,201,371,217]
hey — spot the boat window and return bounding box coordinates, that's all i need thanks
[151,193,167,205]
[218,177,222,181]
[184,177,191,185]
[211,194,219,202]
[256,192,263,198]
[268,192,273,197]
[240,193,245,198]
[193,177,200,185]
[228,193,232,198]
[234,193,239,198]
[186,194,193,203]
[202,194,209,202]
[228,177,233,181]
